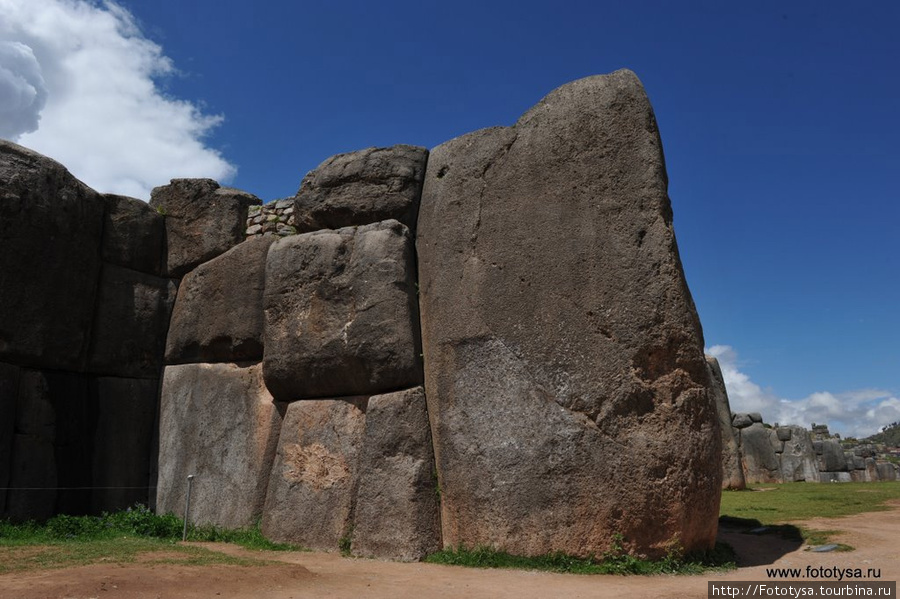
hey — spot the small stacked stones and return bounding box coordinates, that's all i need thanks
[246,199,297,237]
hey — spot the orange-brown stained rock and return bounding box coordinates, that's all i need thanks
[416,70,721,559]
[261,398,367,550]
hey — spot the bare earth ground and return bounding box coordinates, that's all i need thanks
[2,501,898,599]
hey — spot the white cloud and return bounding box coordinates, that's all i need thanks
[0,41,48,138]
[0,0,235,199]
[707,344,900,439]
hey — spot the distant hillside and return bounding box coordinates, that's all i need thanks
[865,421,900,446]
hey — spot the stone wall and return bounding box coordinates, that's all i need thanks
[168,71,720,560]
[0,141,260,521]
[245,199,297,237]
[2,70,725,560]
[731,415,899,484]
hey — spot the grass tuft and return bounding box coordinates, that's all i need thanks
[0,504,302,574]
[425,537,736,576]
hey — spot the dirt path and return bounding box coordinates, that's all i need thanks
[2,502,898,599]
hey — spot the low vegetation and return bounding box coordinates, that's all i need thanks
[720,481,900,523]
[719,481,900,548]
[0,504,299,575]
[425,536,736,575]
[865,421,900,446]
[4,483,900,576]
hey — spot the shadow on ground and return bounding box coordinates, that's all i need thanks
[718,516,804,567]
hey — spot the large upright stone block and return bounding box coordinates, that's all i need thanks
[707,356,745,490]
[101,194,166,276]
[166,236,276,364]
[817,439,848,472]
[263,220,422,401]
[261,398,367,550]
[351,387,441,561]
[149,179,261,278]
[91,377,158,514]
[156,363,282,529]
[0,362,20,515]
[0,140,103,370]
[739,423,781,484]
[416,70,721,558]
[5,370,94,520]
[86,265,177,378]
[294,145,428,233]
[779,425,818,482]
[876,462,898,481]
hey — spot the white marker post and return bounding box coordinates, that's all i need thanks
[182,474,195,542]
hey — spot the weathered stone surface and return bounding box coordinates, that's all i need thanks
[156,363,281,529]
[876,462,898,481]
[262,399,367,550]
[850,469,869,483]
[748,413,763,424]
[6,369,93,519]
[416,71,720,558]
[149,179,261,277]
[27,370,93,515]
[86,264,177,378]
[739,424,781,484]
[263,220,422,401]
[817,439,848,472]
[166,236,276,364]
[91,377,158,514]
[5,434,57,521]
[778,425,818,482]
[732,413,753,429]
[0,362,20,515]
[854,444,878,458]
[351,387,441,561]
[294,145,428,233]
[707,356,745,490]
[101,194,166,275]
[865,458,879,481]
[0,140,103,370]
[776,427,793,442]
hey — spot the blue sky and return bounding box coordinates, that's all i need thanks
[2,0,897,437]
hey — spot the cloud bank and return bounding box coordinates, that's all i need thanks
[708,345,900,439]
[0,40,48,139]
[0,0,235,199]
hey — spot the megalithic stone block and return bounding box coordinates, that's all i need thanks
[100,194,166,276]
[149,179,261,278]
[155,363,282,529]
[416,70,721,559]
[263,220,422,401]
[0,362,21,516]
[351,386,441,561]
[261,398,367,550]
[166,236,276,364]
[707,356,745,490]
[91,377,159,514]
[293,145,428,234]
[0,140,104,371]
[86,264,177,378]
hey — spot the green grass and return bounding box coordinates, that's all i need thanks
[719,482,900,523]
[425,536,736,576]
[719,481,900,549]
[0,504,302,574]
[0,535,265,575]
